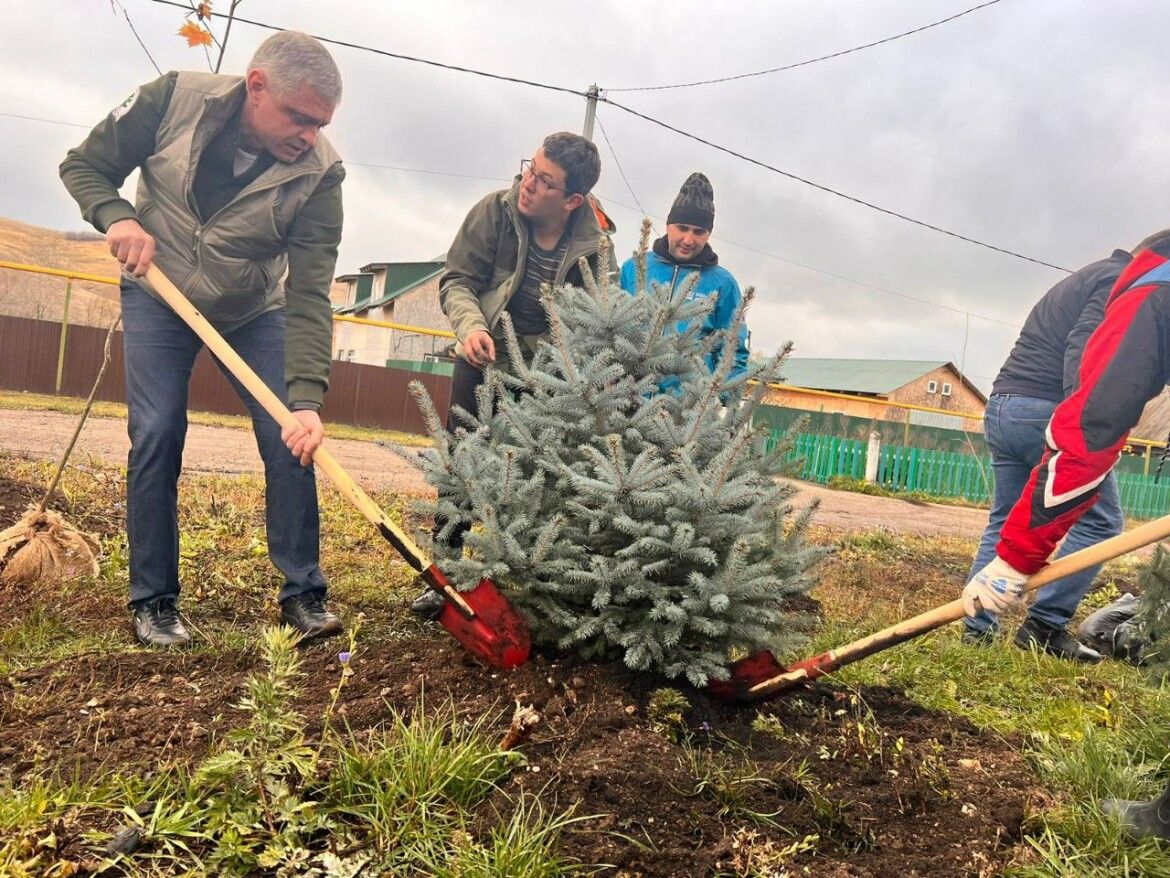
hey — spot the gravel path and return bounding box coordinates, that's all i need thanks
[0,408,991,539]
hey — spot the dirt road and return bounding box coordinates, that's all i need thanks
[0,408,991,539]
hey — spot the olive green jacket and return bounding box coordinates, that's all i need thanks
[60,71,344,405]
[439,181,615,359]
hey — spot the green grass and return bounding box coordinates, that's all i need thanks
[0,605,126,675]
[0,628,588,876]
[6,446,1170,875]
[826,475,990,509]
[796,527,1170,876]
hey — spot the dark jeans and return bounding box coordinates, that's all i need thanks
[120,281,327,606]
[448,356,488,431]
[965,393,1124,634]
[434,357,489,549]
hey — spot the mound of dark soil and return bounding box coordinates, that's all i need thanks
[0,472,121,538]
[0,474,46,529]
[1,630,1037,877]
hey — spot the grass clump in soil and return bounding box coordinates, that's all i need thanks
[0,625,588,877]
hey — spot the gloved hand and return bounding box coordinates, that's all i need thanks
[961,556,1029,618]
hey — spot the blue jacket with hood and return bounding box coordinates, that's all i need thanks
[618,236,750,384]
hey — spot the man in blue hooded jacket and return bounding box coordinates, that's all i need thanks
[618,173,749,384]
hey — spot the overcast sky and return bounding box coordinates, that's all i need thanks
[4,0,1168,392]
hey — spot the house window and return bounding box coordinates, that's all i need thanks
[346,349,355,362]
[926,380,938,394]
[941,382,953,397]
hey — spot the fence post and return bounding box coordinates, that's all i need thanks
[865,430,880,483]
[55,277,73,394]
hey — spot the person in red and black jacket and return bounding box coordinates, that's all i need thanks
[959,228,1170,840]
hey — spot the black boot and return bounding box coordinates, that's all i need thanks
[1014,616,1102,663]
[410,588,446,621]
[280,592,344,642]
[132,596,191,647]
[961,627,997,647]
[1103,781,1170,841]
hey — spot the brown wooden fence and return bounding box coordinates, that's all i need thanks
[0,314,451,433]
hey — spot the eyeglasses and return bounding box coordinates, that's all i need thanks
[520,158,569,195]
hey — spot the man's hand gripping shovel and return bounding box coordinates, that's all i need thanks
[710,513,1170,702]
[144,265,530,669]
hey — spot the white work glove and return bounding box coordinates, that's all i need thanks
[961,556,1029,618]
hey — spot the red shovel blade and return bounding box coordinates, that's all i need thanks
[708,649,837,703]
[707,649,786,701]
[428,568,531,669]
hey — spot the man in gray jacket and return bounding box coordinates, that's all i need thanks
[412,131,614,618]
[60,32,345,647]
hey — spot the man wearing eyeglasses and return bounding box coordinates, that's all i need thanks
[412,131,615,619]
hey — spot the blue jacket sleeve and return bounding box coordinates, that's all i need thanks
[710,272,750,381]
[618,257,635,293]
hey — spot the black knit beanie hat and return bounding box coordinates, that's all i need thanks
[666,172,714,230]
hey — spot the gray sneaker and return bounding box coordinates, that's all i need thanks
[132,596,191,647]
[1103,783,1170,841]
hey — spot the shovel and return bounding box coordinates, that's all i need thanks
[710,511,1170,702]
[143,265,531,669]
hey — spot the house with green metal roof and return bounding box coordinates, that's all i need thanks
[331,258,453,366]
[765,358,987,431]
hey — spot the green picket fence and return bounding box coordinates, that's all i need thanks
[1116,472,1170,520]
[772,431,1170,520]
[876,444,992,503]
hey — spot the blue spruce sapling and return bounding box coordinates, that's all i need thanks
[412,220,825,685]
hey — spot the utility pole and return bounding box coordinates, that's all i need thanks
[582,84,599,141]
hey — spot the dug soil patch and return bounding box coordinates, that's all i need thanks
[1,632,1038,876]
[0,474,48,529]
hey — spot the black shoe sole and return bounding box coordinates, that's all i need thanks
[410,591,446,621]
[132,626,192,648]
[283,620,345,644]
[1012,636,1102,664]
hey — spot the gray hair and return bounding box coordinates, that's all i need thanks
[248,31,342,107]
[1133,228,1170,255]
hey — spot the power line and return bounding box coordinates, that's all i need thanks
[142,0,1067,273]
[713,232,1020,328]
[593,193,1019,329]
[0,112,89,129]
[607,0,1003,93]
[600,96,1071,274]
[347,160,509,184]
[110,0,163,76]
[145,0,588,100]
[0,104,1035,325]
[595,113,649,219]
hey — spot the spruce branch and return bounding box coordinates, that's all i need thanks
[634,217,652,294]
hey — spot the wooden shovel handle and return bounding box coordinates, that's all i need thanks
[747,511,1170,699]
[143,265,473,613]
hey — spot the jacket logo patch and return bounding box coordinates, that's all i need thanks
[111,88,139,121]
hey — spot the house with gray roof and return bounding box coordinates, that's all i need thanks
[764,358,987,431]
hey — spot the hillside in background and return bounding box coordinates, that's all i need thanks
[0,216,120,326]
[0,215,350,326]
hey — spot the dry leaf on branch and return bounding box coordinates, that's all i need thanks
[179,21,214,47]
